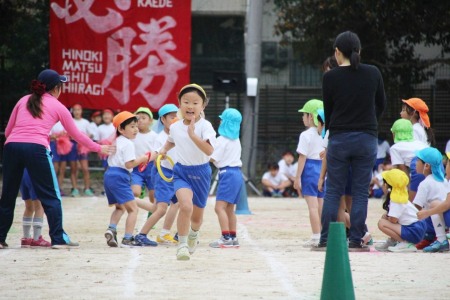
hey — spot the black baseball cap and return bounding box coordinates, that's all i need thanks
[37,69,68,91]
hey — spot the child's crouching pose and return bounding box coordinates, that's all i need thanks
[159,84,217,261]
[104,112,155,248]
[376,169,426,252]
[209,108,243,248]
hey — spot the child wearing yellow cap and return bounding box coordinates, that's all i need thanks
[411,147,449,252]
[103,111,156,248]
[389,119,428,200]
[400,98,435,146]
[294,99,325,247]
[376,169,426,252]
[159,84,217,260]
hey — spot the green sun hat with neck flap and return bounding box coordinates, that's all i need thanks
[391,119,413,143]
[298,99,323,126]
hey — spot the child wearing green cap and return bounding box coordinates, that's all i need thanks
[377,169,426,252]
[294,99,325,247]
[389,119,428,201]
[412,147,450,252]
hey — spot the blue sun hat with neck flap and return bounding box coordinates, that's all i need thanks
[316,108,326,138]
[415,147,445,182]
[153,104,178,133]
[219,108,242,140]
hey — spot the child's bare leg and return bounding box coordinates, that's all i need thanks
[148,190,155,203]
[69,161,78,189]
[131,185,142,198]
[377,219,402,241]
[225,203,237,233]
[79,159,90,190]
[136,198,155,212]
[215,200,230,232]
[163,202,179,231]
[191,206,204,232]
[22,200,35,239]
[58,161,67,188]
[123,200,138,236]
[140,202,168,234]
[176,188,194,237]
[305,196,321,235]
[110,204,125,227]
[33,200,45,218]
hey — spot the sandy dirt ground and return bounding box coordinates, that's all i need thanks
[1,194,449,300]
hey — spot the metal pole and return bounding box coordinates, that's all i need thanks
[242,0,263,180]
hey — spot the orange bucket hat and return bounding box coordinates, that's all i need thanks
[402,98,430,128]
[112,111,136,129]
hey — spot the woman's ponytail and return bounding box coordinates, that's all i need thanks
[350,50,360,70]
[27,80,46,118]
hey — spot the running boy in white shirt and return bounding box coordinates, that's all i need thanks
[412,147,449,252]
[294,99,325,247]
[103,112,155,248]
[134,104,179,246]
[209,108,243,248]
[159,84,217,261]
[131,107,158,204]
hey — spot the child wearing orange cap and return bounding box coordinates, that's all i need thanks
[103,111,156,248]
[158,83,217,261]
[376,169,426,252]
[400,97,435,146]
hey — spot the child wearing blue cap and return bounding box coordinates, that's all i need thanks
[159,84,217,261]
[209,108,243,248]
[412,147,450,252]
[294,99,325,247]
[135,104,180,246]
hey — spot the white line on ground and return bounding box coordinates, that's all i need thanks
[123,248,140,297]
[238,223,307,299]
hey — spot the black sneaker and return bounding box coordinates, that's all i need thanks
[0,241,8,249]
[348,241,370,252]
[311,241,327,251]
[120,236,140,248]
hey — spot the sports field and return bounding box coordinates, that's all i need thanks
[1,195,449,299]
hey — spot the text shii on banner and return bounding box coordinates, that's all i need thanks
[49,0,191,111]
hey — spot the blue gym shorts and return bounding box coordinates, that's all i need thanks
[409,157,426,192]
[20,169,38,200]
[216,167,243,205]
[301,159,325,198]
[104,167,134,205]
[173,162,211,208]
[154,165,177,204]
[50,141,61,163]
[401,220,426,244]
[131,161,155,190]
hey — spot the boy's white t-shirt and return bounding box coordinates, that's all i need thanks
[377,140,390,159]
[413,123,428,145]
[98,123,115,141]
[390,140,428,167]
[412,175,449,209]
[154,130,178,169]
[73,118,90,134]
[167,118,217,165]
[372,171,383,190]
[211,136,242,169]
[321,130,329,149]
[134,131,158,157]
[87,122,99,141]
[278,159,296,179]
[107,135,136,172]
[296,127,324,159]
[388,201,419,226]
[262,171,288,186]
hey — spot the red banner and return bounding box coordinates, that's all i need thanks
[49,0,191,111]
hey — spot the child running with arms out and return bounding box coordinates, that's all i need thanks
[411,147,449,252]
[104,112,155,248]
[134,104,180,246]
[294,99,325,247]
[209,108,243,248]
[376,169,426,252]
[159,84,216,261]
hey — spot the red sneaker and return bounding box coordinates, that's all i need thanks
[21,237,33,248]
[31,236,51,248]
[415,238,435,250]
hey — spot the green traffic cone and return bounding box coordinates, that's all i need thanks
[320,222,355,300]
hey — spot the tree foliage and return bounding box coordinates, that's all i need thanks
[274,0,450,93]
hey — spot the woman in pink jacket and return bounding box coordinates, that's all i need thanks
[0,69,113,249]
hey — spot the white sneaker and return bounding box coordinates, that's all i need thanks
[362,232,372,245]
[388,241,417,252]
[209,236,233,248]
[375,238,397,252]
[188,231,200,254]
[177,245,190,261]
[232,237,240,248]
[303,238,319,248]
